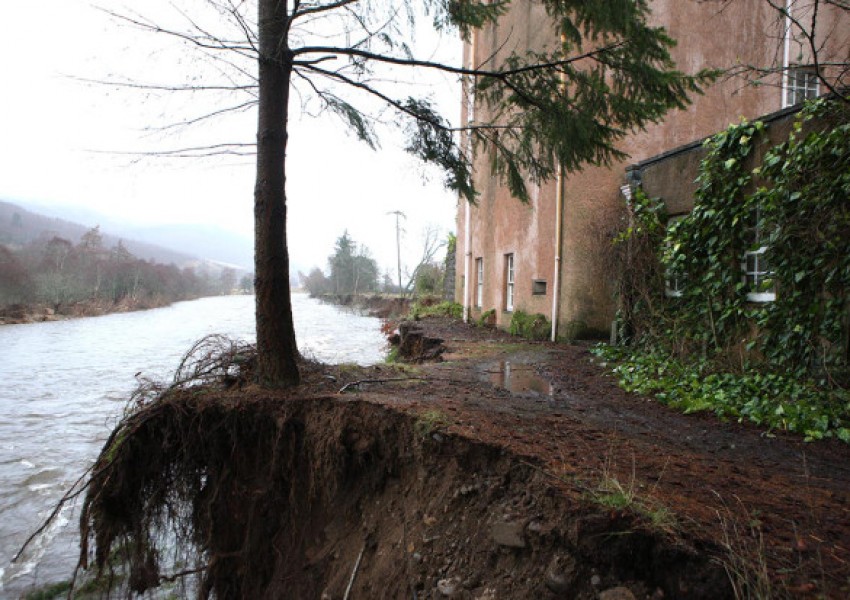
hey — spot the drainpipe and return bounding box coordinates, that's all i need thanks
[781,0,793,108]
[463,199,472,322]
[462,30,477,323]
[550,165,564,341]
[550,33,567,342]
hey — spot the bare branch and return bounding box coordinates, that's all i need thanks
[89,143,257,159]
[98,7,258,59]
[293,0,360,21]
[297,64,532,135]
[338,377,425,393]
[153,99,258,132]
[227,1,259,54]
[301,63,450,130]
[68,75,258,94]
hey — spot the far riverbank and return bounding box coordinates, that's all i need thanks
[0,293,244,326]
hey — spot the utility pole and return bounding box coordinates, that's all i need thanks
[387,210,406,297]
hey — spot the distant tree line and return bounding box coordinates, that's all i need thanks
[299,230,446,298]
[0,226,242,312]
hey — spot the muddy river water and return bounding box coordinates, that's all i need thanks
[0,293,386,597]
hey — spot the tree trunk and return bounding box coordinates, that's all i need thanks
[254,0,300,387]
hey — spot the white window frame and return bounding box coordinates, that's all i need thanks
[475,257,483,308]
[665,272,684,299]
[785,67,820,107]
[664,216,685,298]
[743,246,776,302]
[505,253,514,312]
[743,208,776,303]
[465,74,476,125]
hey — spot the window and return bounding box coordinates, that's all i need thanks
[742,208,776,302]
[532,279,547,296]
[464,75,476,125]
[475,258,484,307]
[505,254,514,312]
[665,268,685,298]
[665,216,685,298]
[785,67,819,107]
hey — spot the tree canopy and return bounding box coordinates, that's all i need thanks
[327,231,380,295]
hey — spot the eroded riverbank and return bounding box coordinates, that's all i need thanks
[14,313,850,598]
[67,315,850,598]
[80,389,729,599]
[0,295,216,326]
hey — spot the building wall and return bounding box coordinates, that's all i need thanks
[636,104,817,214]
[456,0,558,326]
[455,0,848,337]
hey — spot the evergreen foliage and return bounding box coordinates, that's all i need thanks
[594,344,850,442]
[477,308,496,328]
[410,300,463,320]
[327,231,380,295]
[413,262,444,296]
[278,0,713,204]
[468,0,714,202]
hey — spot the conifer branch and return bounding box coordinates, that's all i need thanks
[291,42,624,78]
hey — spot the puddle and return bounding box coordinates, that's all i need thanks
[484,361,554,396]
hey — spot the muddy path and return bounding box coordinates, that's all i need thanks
[363,317,850,598]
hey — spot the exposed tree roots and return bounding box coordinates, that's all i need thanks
[73,336,731,599]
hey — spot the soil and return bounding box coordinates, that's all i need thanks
[378,317,850,597]
[77,315,850,600]
[0,296,177,325]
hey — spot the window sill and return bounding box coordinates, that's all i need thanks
[746,292,776,303]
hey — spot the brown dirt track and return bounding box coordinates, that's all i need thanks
[352,316,850,598]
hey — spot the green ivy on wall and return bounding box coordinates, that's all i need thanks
[606,99,850,440]
[664,118,764,360]
[752,102,850,379]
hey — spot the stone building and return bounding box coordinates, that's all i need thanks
[455,0,849,339]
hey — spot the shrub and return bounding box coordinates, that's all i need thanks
[410,300,463,320]
[477,308,496,328]
[592,344,850,443]
[509,310,551,341]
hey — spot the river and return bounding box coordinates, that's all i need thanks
[0,293,386,597]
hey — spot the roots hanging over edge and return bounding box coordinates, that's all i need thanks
[75,335,368,599]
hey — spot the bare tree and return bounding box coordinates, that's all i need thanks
[401,224,445,298]
[718,0,850,103]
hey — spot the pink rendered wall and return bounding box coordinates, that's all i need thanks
[455,0,849,336]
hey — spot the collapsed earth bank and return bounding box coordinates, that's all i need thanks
[81,391,730,599]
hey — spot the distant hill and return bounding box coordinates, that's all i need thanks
[4,200,255,271]
[0,200,197,266]
[117,224,253,270]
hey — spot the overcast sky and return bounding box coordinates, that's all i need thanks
[0,1,462,275]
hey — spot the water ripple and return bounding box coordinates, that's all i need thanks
[0,293,385,595]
